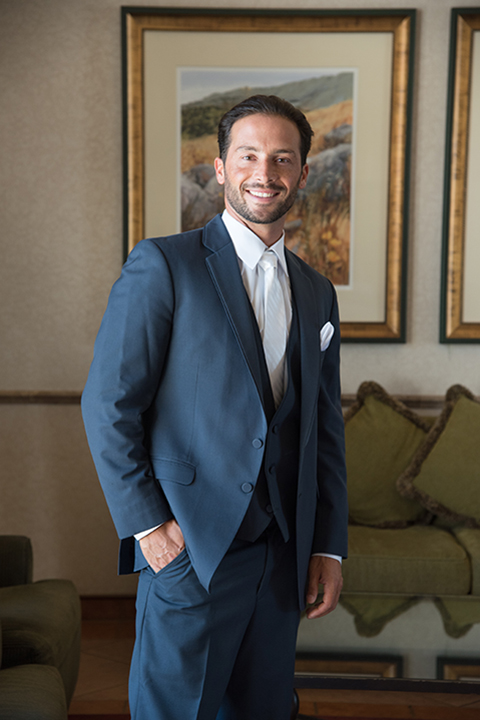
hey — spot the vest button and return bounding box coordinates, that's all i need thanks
[241,483,254,493]
[252,438,263,449]
[272,425,279,434]
[269,465,275,475]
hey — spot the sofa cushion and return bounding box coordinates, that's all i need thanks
[342,525,471,595]
[453,527,480,596]
[344,381,430,527]
[397,385,480,528]
[0,579,81,704]
[0,664,67,720]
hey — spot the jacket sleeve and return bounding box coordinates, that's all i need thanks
[81,239,175,539]
[312,283,349,558]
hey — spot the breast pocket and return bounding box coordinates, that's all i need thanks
[320,321,334,352]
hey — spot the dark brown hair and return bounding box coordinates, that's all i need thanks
[217,94,313,165]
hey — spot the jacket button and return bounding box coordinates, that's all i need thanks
[269,465,275,475]
[272,425,279,434]
[252,438,263,449]
[241,483,254,493]
[266,504,273,514]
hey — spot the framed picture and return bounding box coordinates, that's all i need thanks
[295,651,403,679]
[441,9,480,342]
[295,652,403,719]
[437,656,480,681]
[122,8,415,341]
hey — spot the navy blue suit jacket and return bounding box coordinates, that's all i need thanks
[82,215,348,607]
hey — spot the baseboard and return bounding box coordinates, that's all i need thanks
[80,596,136,621]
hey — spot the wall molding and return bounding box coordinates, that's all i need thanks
[341,394,445,410]
[0,390,447,411]
[0,391,82,404]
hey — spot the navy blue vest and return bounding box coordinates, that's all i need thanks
[236,304,302,542]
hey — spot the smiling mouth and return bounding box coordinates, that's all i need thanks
[245,187,282,199]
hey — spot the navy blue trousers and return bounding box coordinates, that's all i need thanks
[129,526,300,720]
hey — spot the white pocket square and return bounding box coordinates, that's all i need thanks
[320,321,334,351]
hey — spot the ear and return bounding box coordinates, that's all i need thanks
[214,157,225,185]
[299,163,309,190]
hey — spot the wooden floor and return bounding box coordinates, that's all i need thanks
[69,598,480,719]
[297,687,480,719]
[68,598,135,717]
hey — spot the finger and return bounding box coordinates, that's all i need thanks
[306,583,341,619]
[306,601,330,620]
[306,578,319,606]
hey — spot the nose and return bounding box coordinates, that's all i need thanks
[254,157,278,185]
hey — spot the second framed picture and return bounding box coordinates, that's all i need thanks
[123,8,415,341]
[441,8,480,342]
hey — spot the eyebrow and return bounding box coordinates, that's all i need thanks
[235,145,296,155]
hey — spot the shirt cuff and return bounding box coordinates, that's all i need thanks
[312,552,342,565]
[134,524,162,541]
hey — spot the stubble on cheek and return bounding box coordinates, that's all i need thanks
[224,178,299,226]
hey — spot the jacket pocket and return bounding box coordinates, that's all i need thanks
[150,457,195,485]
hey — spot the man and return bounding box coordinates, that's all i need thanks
[82,95,348,720]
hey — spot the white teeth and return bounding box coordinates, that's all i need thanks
[249,190,276,198]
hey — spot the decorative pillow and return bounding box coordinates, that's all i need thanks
[344,381,430,527]
[397,385,480,528]
[452,527,480,595]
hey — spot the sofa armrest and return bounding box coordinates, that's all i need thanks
[0,536,33,587]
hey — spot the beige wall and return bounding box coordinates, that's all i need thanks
[0,0,479,594]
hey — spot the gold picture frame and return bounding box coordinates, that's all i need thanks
[294,652,403,719]
[437,656,480,682]
[295,652,403,680]
[441,9,480,342]
[122,8,415,341]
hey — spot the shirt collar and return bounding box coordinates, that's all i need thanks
[221,210,288,275]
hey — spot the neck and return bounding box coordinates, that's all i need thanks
[224,207,284,247]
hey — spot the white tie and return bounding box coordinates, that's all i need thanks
[259,250,287,408]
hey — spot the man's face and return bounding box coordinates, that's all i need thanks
[214,113,309,228]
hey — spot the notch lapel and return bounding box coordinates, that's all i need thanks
[203,217,267,411]
[286,251,321,449]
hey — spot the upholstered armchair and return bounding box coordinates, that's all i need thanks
[0,535,81,719]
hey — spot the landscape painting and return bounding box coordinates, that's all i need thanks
[179,68,355,286]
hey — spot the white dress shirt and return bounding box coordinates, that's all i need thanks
[221,209,291,401]
[135,211,341,565]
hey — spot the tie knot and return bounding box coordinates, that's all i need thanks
[259,250,277,273]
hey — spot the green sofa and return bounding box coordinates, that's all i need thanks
[0,536,81,719]
[339,382,480,638]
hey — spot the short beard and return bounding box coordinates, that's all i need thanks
[223,177,301,225]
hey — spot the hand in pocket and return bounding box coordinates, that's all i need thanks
[139,520,185,573]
